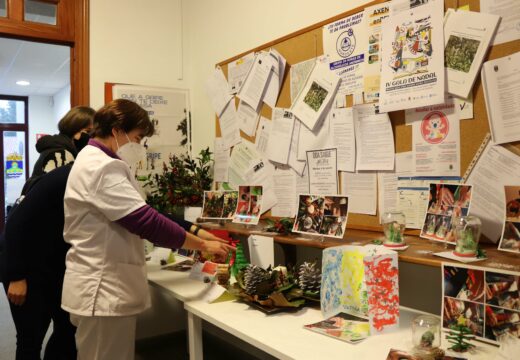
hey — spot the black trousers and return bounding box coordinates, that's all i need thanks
[2,276,76,360]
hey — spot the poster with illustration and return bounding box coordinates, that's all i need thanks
[421,183,472,244]
[292,194,348,239]
[322,11,367,94]
[321,245,399,334]
[232,185,262,225]
[442,263,520,343]
[379,0,444,112]
[499,186,520,253]
[5,152,24,179]
[201,191,238,220]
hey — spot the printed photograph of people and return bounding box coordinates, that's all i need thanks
[485,272,520,311]
[233,185,262,224]
[485,306,520,341]
[444,265,485,302]
[421,183,472,243]
[499,186,520,253]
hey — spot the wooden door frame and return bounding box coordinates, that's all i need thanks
[0,0,90,106]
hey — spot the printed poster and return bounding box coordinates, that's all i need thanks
[5,153,24,179]
[421,183,472,244]
[363,3,390,103]
[442,263,520,344]
[306,148,338,194]
[201,191,238,220]
[323,11,367,95]
[499,186,520,253]
[379,0,444,112]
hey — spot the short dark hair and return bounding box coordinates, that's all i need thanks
[57,106,95,138]
[93,99,154,138]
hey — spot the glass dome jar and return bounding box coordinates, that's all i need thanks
[453,216,482,257]
[412,315,441,350]
[382,211,406,247]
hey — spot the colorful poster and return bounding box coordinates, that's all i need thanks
[442,263,520,344]
[362,3,390,103]
[322,11,367,95]
[5,153,23,179]
[292,195,349,239]
[321,245,400,334]
[379,0,444,112]
[201,191,238,220]
[421,183,472,244]
[304,312,370,343]
[499,186,520,253]
[232,185,262,225]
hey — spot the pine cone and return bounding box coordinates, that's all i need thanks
[298,261,321,293]
[243,265,273,296]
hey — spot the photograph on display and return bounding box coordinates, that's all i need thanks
[499,186,520,253]
[421,184,472,243]
[232,186,262,225]
[304,312,370,344]
[201,191,238,220]
[445,35,480,73]
[303,82,329,112]
[292,195,349,239]
[442,263,520,344]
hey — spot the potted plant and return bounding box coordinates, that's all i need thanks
[145,147,213,221]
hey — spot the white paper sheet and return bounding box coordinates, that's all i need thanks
[322,11,367,94]
[330,108,356,172]
[291,62,340,131]
[263,49,287,108]
[379,0,445,112]
[237,101,260,137]
[467,142,520,242]
[340,171,377,215]
[237,53,274,111]
[266,108,295,165]
[245,159,277,213]
[271,168,297,217]
[363,3,390,103]
[377,152,413,222]
[451,93,473,120]
[290,58,316,103]
[307,148,338,194]
[410,100,461,176]
[297,114,332,160]
[228,140,261,188]
[255,117,271,156]
[397,187,430,229]
[288,120,307,176]
[295,170,310,195]
[214,138,230,183]
[444,9,500,99]
[482,51,520,145]
[354,104,394,171]
[481,0,520,46]
[205,67,233,117]
[248,235,275,269]
[228,52,256,94]
[218,102,242,150]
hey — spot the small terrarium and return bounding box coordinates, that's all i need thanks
[412,315,441,357]
[453,216,481,257]
[382,211,406,247]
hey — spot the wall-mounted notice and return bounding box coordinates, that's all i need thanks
[307,148,338,194]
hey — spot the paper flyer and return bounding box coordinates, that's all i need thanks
[362,3,390,103]
[379,0,444,112]
[306,148,338,194]
[322,11,367,95]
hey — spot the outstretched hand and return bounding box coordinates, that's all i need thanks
[203,241,235,263]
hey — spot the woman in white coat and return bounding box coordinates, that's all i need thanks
[61,99,234,359]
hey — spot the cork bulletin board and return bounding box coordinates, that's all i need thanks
[215,0,520,232]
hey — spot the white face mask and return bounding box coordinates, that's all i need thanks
[115,133,146,169]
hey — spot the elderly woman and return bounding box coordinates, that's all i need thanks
[61,99,234,359]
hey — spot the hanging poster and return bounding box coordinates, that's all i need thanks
[306,148,338,194]
[379,0,444,112]
[499,186,520,253]
[201,190,238,220]
[322,11,367,95]
[232,185,263,225]
[293,194,349,238]
[5,152,24,179]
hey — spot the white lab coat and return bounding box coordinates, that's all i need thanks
[61,144,151,317]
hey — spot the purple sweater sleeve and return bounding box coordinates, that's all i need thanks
[116,205,186,249]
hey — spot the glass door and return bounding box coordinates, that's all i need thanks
[0,96,29,226]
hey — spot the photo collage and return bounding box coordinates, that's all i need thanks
[233,185,263,225]
[292,195,349,239]
[201,190,239,220]
[442,263,520,343]
[421,183,472,243]
[499,186,520,253]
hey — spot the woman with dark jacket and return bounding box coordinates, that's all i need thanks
[22,106,95,194]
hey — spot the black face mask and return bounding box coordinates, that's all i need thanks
[74,132,90,152]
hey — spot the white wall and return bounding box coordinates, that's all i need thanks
[89,0,186,110]
[53,84,71,121]
[28,95,57,175]
[183,0,367,155]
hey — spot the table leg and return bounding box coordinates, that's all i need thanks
[187,312,203,360]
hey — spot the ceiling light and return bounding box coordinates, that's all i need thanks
[16,80,30,86]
